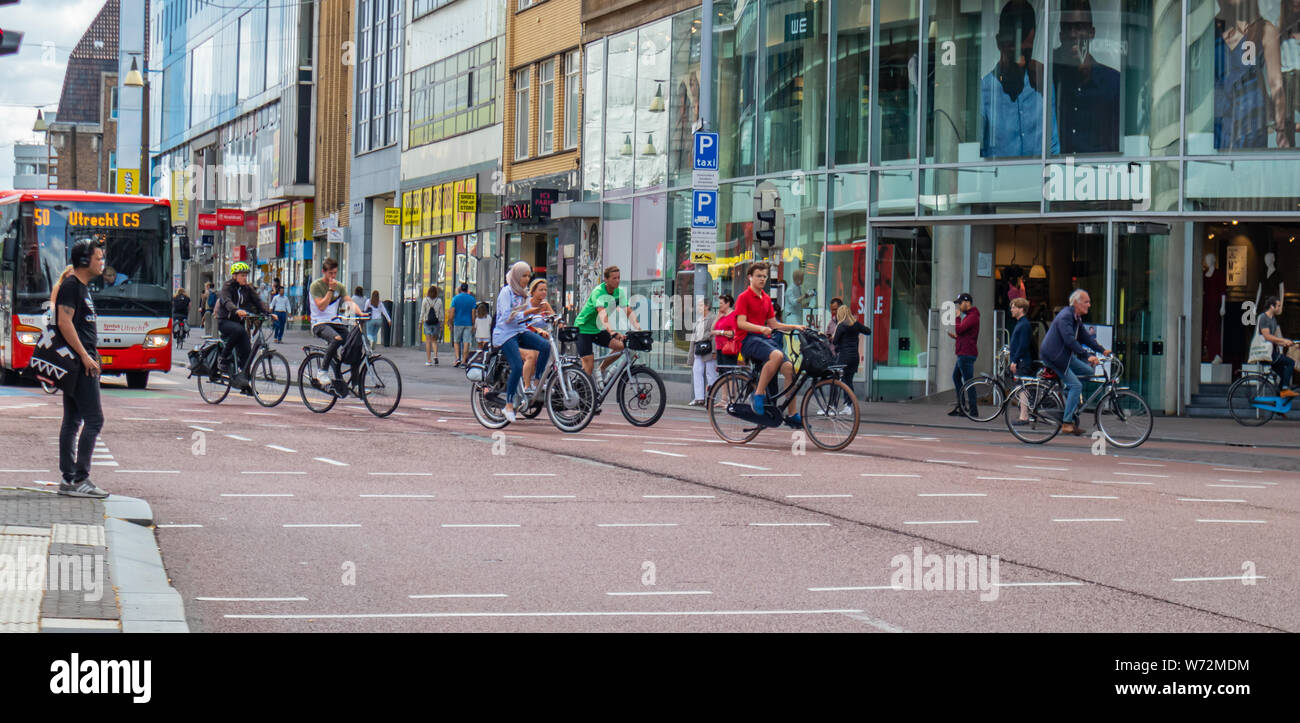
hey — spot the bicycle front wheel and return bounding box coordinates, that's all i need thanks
[617,365,666,427]
[707,370,762,444]
[1096,389,1153,448]
[359,356,402,418]
[197,371,231,404]
[250,351,290,407]
[297,352,338,413]
[1227,375,1276,427]
[1006,381,1063,444]
[546,365,596,433]
[960,376,1006,423]
[800,378,861,451]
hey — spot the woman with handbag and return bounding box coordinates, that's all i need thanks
[689,298,720,406]
[830,305,871,402]
[420,286,441,366]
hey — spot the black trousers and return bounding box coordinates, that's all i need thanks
[59,367,103,483]
[313,323,349,377]
[218,319,251,370]
[838,355,859,388]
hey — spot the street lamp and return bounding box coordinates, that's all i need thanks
[33,108,48,132]
[124,55,144,88]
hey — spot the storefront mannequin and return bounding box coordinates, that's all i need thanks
[1203,252,1226,363]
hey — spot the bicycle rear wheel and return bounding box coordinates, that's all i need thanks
[1006,381,1063,444]
[359,356,402,418]
[800,378,860,451]
[1095,389,1153,448]
[197,371,231,404]
[617,365,666,427]
[708,370,762,444]
[546,365,596,433]
[959,376,1006,423]
[297,352,338,413]
[250,351,290,407]
[1227,375,1276,427]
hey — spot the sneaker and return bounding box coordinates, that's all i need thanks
[232,372,252,391]
[783,413,803,429]
[504,407,517,423]
[1281,389,1299,399]
[946,408,963,417]
[425,361,433,366]
[331,378,349,396]
[434,358,439,366]
[314,369,332,389]
[59,480,109,499]
[752,394,766,415]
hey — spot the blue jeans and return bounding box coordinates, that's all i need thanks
[366,318,382,345]
[500,330,550,404]
[1272,352,1295,390]
[273,311,287,341]
[1056,355,1098,425]
[952,355,977,410]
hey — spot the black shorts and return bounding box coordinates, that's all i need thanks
[576,330,614,357]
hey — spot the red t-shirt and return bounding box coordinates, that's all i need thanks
[733,287,774,344]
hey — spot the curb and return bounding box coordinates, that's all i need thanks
[103,496,190,633]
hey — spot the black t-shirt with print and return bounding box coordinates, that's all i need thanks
[55,275,97,354]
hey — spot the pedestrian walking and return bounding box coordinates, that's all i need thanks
[474,301,492,350]
[947,292,980,417]
[830,304,870,399]
[201,281,217,335]
[689,298,720,406]
[53,238,110,498]
[1007,297,1034,424]
[1039,289,1110,435]
[364,290,390,345]
[712,294,739,366]
[450,283,477,367]
[421,286,442,365]
[270,282,290,342]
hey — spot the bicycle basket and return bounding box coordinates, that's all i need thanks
[625,330,653,352]
[797,329,836,378]
[557,326,579,343]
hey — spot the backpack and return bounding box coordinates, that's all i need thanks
[339,325,366,367]
[425,300,440,326]
[797,329,836,378]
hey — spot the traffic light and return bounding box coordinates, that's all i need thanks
[0,28,22,56]
[753,183,784,257]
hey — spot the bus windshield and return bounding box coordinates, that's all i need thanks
[17,200,172,315]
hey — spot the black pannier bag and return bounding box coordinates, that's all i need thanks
[339,325,366,367]
[797,329,836,378]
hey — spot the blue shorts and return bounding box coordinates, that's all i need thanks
[741,334,785,365]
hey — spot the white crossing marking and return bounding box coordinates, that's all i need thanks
[643,449,687,458]
[597,523,678,527]
[409,594,507,599]
[493,473,556,477]
[1177,498,1247,503]
[786,494,853,498]
[605,591,712,596]
[977,476,1040,481]
[1091,480,1154,485]
[241,471,307,475]
[1172,576,1268,582]
[1207,484,1266,489]
[221,493,294,497]
[283,523,361,528]
[441,524,521,528]
[1195,519,1266,524]
[1051,494,1118,499]
[742,473,802,477]
[503,495,576,499]
[747,522,831,527]
[359,494,437,498]
[224,434,253,441]
[642,495,714,499]
[1053,518,1125,523]
[917,493,987,497]
[903,520,978,525]
[156,524,203,528]
[266,445,298,453]
[861,473,921,478]
[314,457,349,466]
[369,472,433,476]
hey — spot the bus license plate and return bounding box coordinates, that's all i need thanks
[100,356,113,365]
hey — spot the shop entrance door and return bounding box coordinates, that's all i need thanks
[1112,222,1172,412]
[867,227,934,401]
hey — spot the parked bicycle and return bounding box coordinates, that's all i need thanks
[467,314,596,433]
[298,315,403,418]
[1227,366,1294,426]
[707,328,860,451]
[1004,355,1152,447]
[188,315,290,407]
[578,329,667,427]
[958,345,1016,422]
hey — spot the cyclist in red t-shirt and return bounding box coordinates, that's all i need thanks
[734,261,806,424]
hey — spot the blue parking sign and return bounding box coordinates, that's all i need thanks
[691,190,717,228]
[693,132,719,171]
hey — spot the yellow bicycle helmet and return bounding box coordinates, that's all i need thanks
[230,261,251,274]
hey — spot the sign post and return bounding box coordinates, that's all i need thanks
[690,132,720,264]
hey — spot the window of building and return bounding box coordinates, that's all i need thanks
[517,0,535,11]
[110,87,118,120]
[408,39,498,148]
[564,50,580,149]
[413,0,457,18]
[540,59,556,154]
[355,0,403,154]
[515,67,531,159]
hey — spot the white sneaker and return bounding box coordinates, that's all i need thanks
[503,407,517,422]
[425,361,433,366]
[314,369,332,388]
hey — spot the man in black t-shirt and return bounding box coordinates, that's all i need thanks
[54,238,110,498]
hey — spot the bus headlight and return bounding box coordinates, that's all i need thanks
[15,325,41,345]
[144,329,171,348]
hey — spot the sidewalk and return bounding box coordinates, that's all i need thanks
[0,488,188,633]
[262,327,1297,449]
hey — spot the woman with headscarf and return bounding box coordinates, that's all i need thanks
[492,261,550,422]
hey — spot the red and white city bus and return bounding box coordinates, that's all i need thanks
[0,190,174,389]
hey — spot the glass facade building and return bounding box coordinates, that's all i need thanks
[580,0,1300,414]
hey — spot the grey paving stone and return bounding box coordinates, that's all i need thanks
[103,495,153,525]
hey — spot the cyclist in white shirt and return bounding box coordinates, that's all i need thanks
[309,258,365,394]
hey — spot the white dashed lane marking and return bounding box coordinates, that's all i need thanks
[643,449,687,458]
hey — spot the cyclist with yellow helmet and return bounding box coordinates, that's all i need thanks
[215,261,271,390]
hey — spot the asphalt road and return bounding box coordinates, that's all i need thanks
[1,339,1295,633]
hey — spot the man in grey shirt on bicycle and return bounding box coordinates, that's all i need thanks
[1039,289,1110,436]
[1258,296,1298,398]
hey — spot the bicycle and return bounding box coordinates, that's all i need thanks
[468,315,597,433]
[1227,366,1294,426]
[192,315,291,407]
[297,315,403,418]
[706,328,860,451]
[173,316,189,350]
[958,345,1014,423]
[1004,356,1153,447]
[578,329,667,427]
